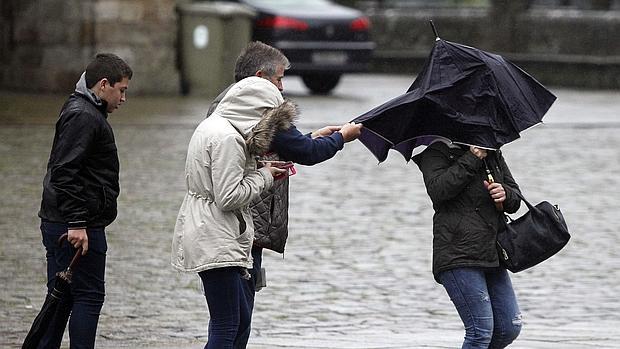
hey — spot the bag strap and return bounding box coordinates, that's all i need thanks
[501,190,528,224]
[508,189,535,211]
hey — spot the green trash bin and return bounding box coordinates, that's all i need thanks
[177,2,256,96]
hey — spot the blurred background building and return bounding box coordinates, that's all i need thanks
[1,0,619,95]
[0,0,184,94]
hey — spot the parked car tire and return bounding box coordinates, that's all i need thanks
[302,74,342,94]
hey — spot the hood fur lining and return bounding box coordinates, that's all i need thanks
[246,99,298,155]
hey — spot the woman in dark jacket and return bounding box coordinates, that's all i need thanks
[413,140,523,349]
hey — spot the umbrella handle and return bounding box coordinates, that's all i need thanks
[483,159,504,212]
[57,233,83,270]
[487,176,505,212]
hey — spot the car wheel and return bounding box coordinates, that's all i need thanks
[302,74,341,94]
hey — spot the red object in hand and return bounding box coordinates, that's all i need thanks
[274,161,296,179]
[259,160,297,180]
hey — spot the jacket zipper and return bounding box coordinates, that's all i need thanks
[496,241,509,261]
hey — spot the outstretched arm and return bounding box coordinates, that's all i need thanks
[272,123,361,165]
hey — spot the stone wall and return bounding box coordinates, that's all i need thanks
[1,0,94,93]
[1,1,619,93]
[92,0,183,94]
[0,0,183,94]
[368,5,620,89]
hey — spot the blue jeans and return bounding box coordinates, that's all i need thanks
[38,221,107,349]
[233,247,262,349]
[199,267,252,349]
[438,267,522,349]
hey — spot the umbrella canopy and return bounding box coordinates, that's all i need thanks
[353,38,557,162]
[22,235,81,349]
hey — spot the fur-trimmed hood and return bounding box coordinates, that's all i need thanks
[246,99,297,155]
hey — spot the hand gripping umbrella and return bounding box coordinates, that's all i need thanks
[22,234,82,349]
[352,21,557,162]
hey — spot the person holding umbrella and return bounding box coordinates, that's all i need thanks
[33,53,132,349]
[413,142,523,348]
[352,23,557,349]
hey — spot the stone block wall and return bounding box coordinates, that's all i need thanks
[369,8,488,59]
[515,9,620,56]
[0,0,183,94]
[2,1,620,93]
[368,6,620,89]
[93,0,183,94]
[1,0,94,93]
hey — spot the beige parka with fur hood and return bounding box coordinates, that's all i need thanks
[171,77,295,273]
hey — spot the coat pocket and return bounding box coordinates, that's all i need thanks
[235,226,253,257]
[232,209,247,236]
[434,213,463,244]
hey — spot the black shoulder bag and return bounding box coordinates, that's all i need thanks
[496,190,570,273]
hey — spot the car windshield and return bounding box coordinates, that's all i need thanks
[242,0,332,6]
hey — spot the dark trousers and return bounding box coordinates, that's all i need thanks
[199,266,252,349]
[233,246,262,349]
[38,221,107,349]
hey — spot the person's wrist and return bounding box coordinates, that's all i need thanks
[67,221,87,230]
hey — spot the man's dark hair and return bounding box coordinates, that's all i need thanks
[85,53,133,88]
[234,41,290,82]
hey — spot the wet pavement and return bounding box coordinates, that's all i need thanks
[1,74,619,348]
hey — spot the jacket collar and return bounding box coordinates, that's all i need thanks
[74,72,109,116]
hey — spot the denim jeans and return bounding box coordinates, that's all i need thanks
[438,267,522,349]
[233,246,262,349]
[199,266,252,349]
[38,221,107,349]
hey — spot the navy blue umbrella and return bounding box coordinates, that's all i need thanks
[353,26,557,162]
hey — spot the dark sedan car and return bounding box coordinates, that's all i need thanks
[222,0,375,94]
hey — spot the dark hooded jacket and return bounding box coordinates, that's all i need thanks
[39,73,119,229]
[412,141,521,282]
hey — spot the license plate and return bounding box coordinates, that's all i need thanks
[311,51,348,65]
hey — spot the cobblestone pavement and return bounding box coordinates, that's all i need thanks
[1,74,619,348]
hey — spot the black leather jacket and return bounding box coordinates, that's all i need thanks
[39,92,120,228]
[413,142,521,282]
